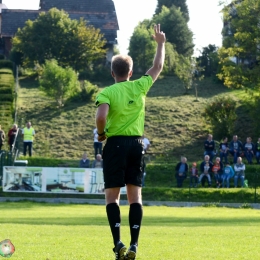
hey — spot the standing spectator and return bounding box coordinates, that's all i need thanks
[219,137,229,164]
[212,157,223,188]
[190,162,199,187]
[22,122,35,157]
[95,24,165,260]
[175,157,188,188]
[142,135,150,153]
[243,137,254,164]
[92,153,103,168]
[8,124,18,151]
[221,162,235,188]
[141,135,150,187]
[229,135,243,164]
[93,128,102,157]
[255,138,260,164]
[198,155,213,187]
[234,157,246,188]
[79,152,90,168]
[0,125,5,150]
[204,134,215,162]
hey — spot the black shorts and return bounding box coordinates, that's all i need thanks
[102,136,144,189]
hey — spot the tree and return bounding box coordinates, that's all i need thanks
[128,24,157,73]
[218,0,260,89]
[153,6,194,57]
[40,59,79,107]
[196,44,219,77]
[155,0,189,21]
[12,8,107,71]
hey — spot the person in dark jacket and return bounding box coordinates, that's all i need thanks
[243,137,254,164]
[7,124,18,151]
[175,157,188,188]
[204,134,216,162]
[79,153,90,168]
[229,135,243,164]
[198,155,213,187]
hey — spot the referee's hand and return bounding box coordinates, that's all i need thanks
[98,135,107,142]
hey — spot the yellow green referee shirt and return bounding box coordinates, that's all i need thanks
[95,75,153,137]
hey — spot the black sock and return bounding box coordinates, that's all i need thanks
[106,203,121,246]
[129,203,143,246]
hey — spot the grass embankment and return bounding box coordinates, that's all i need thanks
[17,74,250,162]
[0,202,260,259]
[0,68,14,138]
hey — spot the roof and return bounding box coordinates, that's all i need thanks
[40,0,115,13]
[0,0,118,43]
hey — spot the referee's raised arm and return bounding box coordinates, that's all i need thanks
[146,24,166,82]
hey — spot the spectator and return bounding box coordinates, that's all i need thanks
[141,135,150,187]
[229,135,243,164]
[175,157,188,188]
[22,122,35,157]
[255,138,260,164]
[204,134,215,162]
[198,155,213,187]
[8,124,18,151]
[219,137,229,164]
[79,152,90,168]
[93,128,102,157]
[0,125,5,150]
[234,157,246,188]
[221,162,235,188]
[92,153,103,168]
[142,135,150,153]
[243,137,254,164]
[189,162,199,187]
[212,157,223,188]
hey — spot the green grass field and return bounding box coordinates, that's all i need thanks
[1,202,260,259]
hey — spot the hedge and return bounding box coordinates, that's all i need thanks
[0,60,14,71]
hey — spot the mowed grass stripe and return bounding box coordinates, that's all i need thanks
[0,202,259,259]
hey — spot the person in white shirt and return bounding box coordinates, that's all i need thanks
[141,135,150,187]
[142,135,150,153]
[93,128,102,157]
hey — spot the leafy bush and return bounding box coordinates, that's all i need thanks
[0,54,5,60]
[71,80,99,102]
[203,96,237,139]
[39,59,79,107]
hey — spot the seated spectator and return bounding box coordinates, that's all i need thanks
[198,155,213,187]
[219,137,229,164]
[0,125,5,151]
[204,134,216,162]
[221,162,234,188]
[175,156,188,188]
[79,153,90,168]
[8,124,18,151]
[190,162,199,187]
[234,157,246,188]
[255,138,260,164]
[212,157,223,188]
[243,137,254,164]
[229,135,243,164]
[92,153,103,168]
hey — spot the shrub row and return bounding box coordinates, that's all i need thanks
[0,60,14,71]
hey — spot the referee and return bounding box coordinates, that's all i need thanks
[95,24,166,260]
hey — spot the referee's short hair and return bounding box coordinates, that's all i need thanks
[111,55,133,78]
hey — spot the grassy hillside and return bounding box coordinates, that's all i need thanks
[16,74,249,162]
